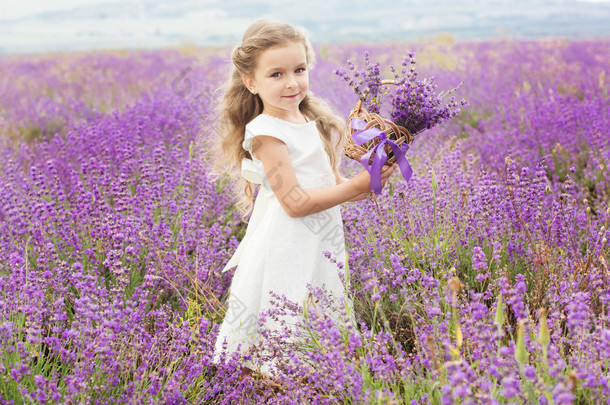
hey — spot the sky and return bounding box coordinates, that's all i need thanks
[1,0,609,54]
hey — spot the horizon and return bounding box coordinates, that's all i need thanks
[1,0,610,55]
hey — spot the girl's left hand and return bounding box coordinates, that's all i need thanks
[378,163,397,190]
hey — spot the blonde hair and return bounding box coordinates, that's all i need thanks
[209,19,344,219]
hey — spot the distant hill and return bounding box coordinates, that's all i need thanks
[1,0,609,54]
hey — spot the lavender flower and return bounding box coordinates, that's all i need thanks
[0,38,608,404]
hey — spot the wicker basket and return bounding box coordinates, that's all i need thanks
[344,80,415,166]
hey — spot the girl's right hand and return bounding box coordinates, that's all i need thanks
[351,163,397,194]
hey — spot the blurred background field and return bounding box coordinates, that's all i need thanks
[1,1,609,404]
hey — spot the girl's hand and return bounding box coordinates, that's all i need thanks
[378,163,396,190]
[351,163,397,194]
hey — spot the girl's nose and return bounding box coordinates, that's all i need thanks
[286,74,298,88]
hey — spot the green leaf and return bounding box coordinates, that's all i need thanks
[515,321,527,365]
[539,308,550,348]
[494,295,504,329]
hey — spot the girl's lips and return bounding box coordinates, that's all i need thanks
[283,93,299,98]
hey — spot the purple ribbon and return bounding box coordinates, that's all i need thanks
[350,118,413,194]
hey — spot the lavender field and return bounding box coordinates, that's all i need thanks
[0,38,609,404]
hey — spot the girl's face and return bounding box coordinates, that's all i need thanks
[243,41,309,122]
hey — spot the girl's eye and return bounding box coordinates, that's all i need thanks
[296,68,305,73]
[271,72,281,78]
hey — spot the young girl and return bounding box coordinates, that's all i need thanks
[212,19,396,376]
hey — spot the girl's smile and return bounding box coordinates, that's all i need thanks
[242,41,310,124]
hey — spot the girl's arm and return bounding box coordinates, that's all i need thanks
[253,135,395,218]
[334,172,373,202]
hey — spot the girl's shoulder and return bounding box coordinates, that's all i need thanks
[245,114,317,143]
[245,114,281,139]
[245,114,273,132]
[243,115,290,151]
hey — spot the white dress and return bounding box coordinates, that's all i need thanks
[213,113,353,374]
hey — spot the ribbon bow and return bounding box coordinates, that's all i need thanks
[350,118,413,194]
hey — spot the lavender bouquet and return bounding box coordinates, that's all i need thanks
[335,51,467,194]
